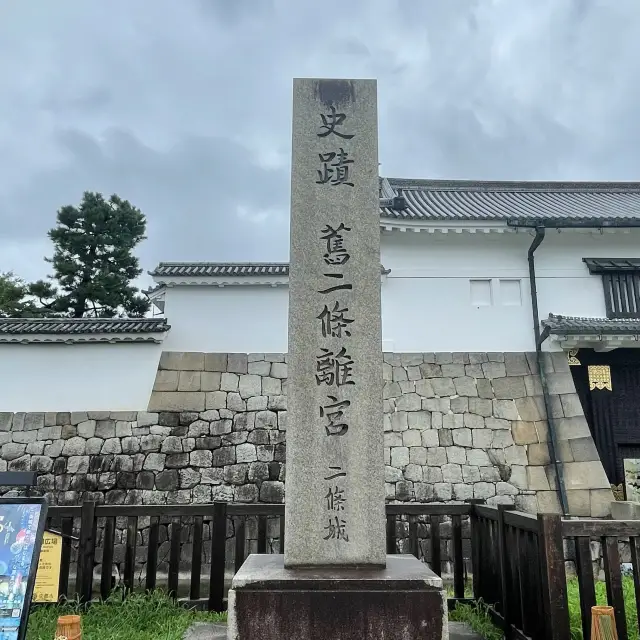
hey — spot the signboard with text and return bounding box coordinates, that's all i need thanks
[33,532,62,603]
[0,498,47,640]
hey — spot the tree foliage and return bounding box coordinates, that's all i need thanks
[0,272,37,318]
[29,192,150,318]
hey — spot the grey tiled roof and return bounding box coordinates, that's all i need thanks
[150,262,390,277]
[583,258,640,273]
[380,177,640,223]
[0,317,169,335]
[543,314,640,335]
[149,263,290,277]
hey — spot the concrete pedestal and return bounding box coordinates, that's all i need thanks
[227,554,448,640]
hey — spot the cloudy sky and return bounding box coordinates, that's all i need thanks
[1,0,639,288]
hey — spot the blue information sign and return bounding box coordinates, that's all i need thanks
[0,498,47,640]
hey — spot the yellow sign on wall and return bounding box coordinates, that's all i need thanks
[33,532,62,603]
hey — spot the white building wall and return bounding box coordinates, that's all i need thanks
[159,229,640,354]
[162,285,289,353]
[0,343,162,412]
[2,228,638,412]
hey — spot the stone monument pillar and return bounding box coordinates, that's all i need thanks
[284,77,386,568]
[227,78,448,640]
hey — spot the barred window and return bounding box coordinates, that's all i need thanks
[583,258,640,319]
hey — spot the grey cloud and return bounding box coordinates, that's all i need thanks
[2,0,640,283]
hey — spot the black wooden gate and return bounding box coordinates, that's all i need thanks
[571,348,640,484]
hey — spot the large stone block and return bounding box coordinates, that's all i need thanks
[563,461,610,490]
[148,392,206,412]
[545,372,577,396]
[515,397,544,421]
[492,400,519,421]
[492,377,526,400]
[153,370,179,392]
[228,555,446,640]
[431,378,455,396]
[201,372,222,392]
[205,353,228,372]
[482,362,506,379]
[527,443,550,466]
[524,375,543,396]
[238,375,261,399]
[24,414,44,431]
[227,353,249,374]
[468,398,493,417]
[569,437,600,462]
[160,351,205,371]
[178,371,201,391]
[0,414,12,432]
[566,490,591,517]
[590,489,613,517]
[504,353,530,376]
[559,393,584,418]
[512,421,538,445]
[555,417,591,440]
[537,490,562,514]
[527,466,550,491]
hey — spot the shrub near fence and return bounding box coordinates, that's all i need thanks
[44,501,640,640]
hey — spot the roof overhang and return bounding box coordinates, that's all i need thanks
[150,264,390,288]
[380,219,515,234]
[152,275,290,288]
[0,318,170,345]
[0,332,169,345]
[547,332,640,351]
[543,314,640,351]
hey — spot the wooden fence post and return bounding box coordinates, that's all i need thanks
[497,504,516,639]
[467,499,485,602]
[538,514,571,640]
[76,500,96,604]
[208,501,227,612]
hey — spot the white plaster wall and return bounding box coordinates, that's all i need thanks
[381,229,640,352]
[162,285,289,353]
[158,229,640,353]
[0,343,161,412]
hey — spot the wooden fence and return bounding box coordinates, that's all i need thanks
[44,501,640,640]
[472,504,640,640]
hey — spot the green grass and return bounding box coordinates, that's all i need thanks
[23,577,639,640]
[566,577,638,640]
[449,600,503,640]
[27,591,227,640]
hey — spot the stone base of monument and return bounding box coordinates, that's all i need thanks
[227,554,448,640]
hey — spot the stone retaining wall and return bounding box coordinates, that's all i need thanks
[0,351,612,517]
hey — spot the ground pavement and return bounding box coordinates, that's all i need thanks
[183,621,483,639]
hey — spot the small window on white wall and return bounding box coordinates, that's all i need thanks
[499,279,522,306]
[470,279,492,307]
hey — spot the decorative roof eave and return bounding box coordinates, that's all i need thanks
[379,219,515,234]
[0,332,168,345]
[152,275,391,288]
[543,313,640,350]
[548,333,640,351]
[152,276,290,288]
[0,317,170,343]
[379,176,640,224]
[151,265,391,288]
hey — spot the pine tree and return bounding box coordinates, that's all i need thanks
[0,272,38,318]
[29,192,150,318]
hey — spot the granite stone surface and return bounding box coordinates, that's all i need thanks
[285,79,386,566]
[227,554,447,640]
